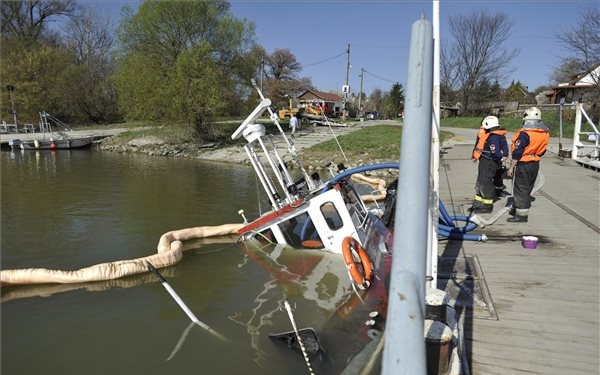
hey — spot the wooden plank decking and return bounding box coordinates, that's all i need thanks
[438,131,599,375]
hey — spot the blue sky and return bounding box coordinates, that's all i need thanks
[91,0,596,95]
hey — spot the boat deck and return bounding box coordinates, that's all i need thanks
[438,130,599,375]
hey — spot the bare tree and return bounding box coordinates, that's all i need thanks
[554,6,600,85]
[61,6,119,123]
[1,0,78,41]
[442,10,518,112]
[550,58,586,85]
[65,6,115,65]
[368,88,384,112]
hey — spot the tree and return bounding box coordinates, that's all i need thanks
[441,10,518,112]
[1,0,78,43]
[261,48,312,108]
[114,0,257,136]
[1,45,72,121]
[61,6,120,123]
[554,5,599,118]
[368,88,384,112]
[504,80,530,102]
[550,58,585,85]
[383,83,405,119]
[554,6,600,84]
[0,0,81,122]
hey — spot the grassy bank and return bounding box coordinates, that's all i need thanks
[441,109,574,138]
[300,125,455,166]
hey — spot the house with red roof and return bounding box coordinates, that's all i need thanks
[297,90,344,118]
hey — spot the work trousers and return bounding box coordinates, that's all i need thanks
[513,161,540,210]
[475,157,500,204]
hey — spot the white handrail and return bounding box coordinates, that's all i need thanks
[572,103,599,160]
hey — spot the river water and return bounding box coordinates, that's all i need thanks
[1,149,371,375]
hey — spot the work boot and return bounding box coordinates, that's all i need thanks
[507,215,528,223]
[496,189,508,198]
[508,207,516,216]
[472,205,493,214]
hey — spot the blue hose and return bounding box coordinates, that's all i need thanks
[317,162,483,241]
[322,162,400,192]
[438,200,480,240]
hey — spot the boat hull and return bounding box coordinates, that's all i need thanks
[19,137,93,150]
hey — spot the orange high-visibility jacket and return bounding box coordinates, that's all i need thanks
[472,129,507,160]
[511,128,549,162]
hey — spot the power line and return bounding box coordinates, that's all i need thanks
[363,69,397,84]
[302,51,346,67]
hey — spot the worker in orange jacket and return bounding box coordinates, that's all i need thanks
[470,116,509,214]
[506,107,550,223]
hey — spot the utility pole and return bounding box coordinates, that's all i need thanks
[358,68,364,117]
[342,44,350,120]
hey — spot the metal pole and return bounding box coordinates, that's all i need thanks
[342,44,350,120]
[382,14,433,375]
[572,103,582,160]
[428,0,441,289]
[559,98,564,150]
[7,85,17,126]
[358,68,364,117]
[146,262,226,341]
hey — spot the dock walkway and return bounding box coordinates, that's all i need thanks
[438,128,599,375]
[0,128,134,149]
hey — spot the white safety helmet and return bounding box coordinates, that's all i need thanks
[523,106,541,121]
[481,115,499,130]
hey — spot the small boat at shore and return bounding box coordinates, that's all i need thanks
[10,112,93,151]
[16,136,94,150]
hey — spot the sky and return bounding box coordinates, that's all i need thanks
[91,0,596,96]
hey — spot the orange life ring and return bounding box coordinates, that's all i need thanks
[341,236,374,290]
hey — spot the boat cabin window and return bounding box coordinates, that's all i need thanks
[257,228,275,244]
[278,212,323,248]
[320,202,343,230]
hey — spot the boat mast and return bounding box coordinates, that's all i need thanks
[231,80,317,210]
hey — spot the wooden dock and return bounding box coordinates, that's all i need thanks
[438,129,599,375]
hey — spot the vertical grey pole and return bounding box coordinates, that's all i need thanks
[382,15,433,375]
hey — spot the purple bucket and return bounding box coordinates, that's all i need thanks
[522,236,538,250]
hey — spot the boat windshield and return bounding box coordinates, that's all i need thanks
[341,180,370,228]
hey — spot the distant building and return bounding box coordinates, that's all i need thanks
[297,90,344,118]
[547,61,600,104]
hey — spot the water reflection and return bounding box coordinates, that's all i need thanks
[0,268,175,303]
[1,150,380,375]
[229,241,352,369]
